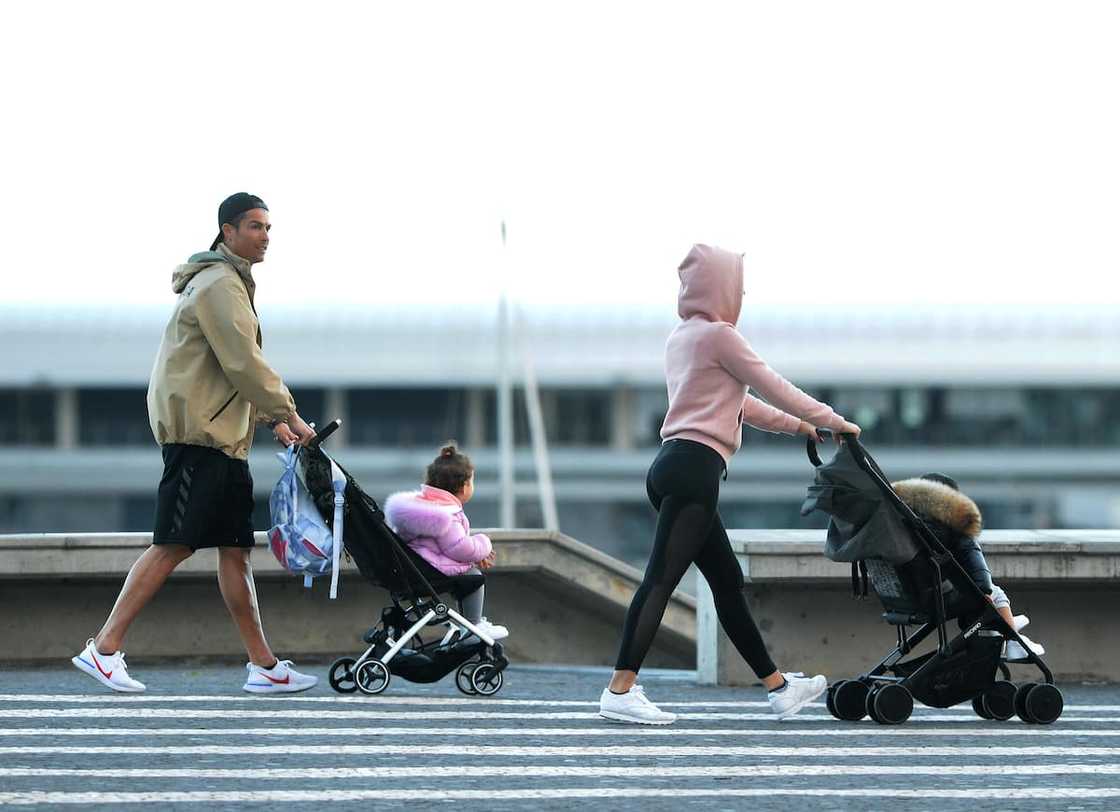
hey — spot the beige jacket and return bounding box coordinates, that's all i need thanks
[147,243,296,460]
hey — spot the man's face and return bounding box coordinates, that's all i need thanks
[222,208,271,264]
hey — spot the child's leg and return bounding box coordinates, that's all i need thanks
[458,567,484,623]
[989,584,1014,626]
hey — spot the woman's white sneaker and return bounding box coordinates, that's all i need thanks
[768,672,827,719]
[599,685,677,725]
[71,638,146,693]
[243,659,319,694]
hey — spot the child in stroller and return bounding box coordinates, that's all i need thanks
[385,443,509,645]
[892,472,1045,662]
[299,423,509,697]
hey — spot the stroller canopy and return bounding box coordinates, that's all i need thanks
[801,441,919,565]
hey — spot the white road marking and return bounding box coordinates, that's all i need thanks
[0,708,1110,722]
[0,725,1116,738]
[1,764,1118,779]
[0,694,1112,711]
[2,744,1117,756]
[2,788,1120,804]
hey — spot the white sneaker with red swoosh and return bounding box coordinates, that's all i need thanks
[71,638,146,693]
[243,659,318,694]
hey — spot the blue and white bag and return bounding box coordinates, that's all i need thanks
[267,445,346,599]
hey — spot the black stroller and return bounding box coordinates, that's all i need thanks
[301,420,510,697]
[801,433,1063,725]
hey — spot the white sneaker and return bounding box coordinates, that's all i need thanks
[768,672,827,719]
[71,638,146,693]
[474,617,509,641]
[243,659,319,694]
[1004,634,1045,662]
[1012,614,1030,632]
[599,685,677,725]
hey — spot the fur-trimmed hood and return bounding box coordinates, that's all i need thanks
[384,491,459,539]
[891,478,982,538]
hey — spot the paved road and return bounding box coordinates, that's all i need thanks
[0,663,1117,810]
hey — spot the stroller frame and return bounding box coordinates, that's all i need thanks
[808,433,1063,725]
[303,420,509,697]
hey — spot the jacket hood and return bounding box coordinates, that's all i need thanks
[892,477,983,538]
[384,490,456,539]
[677,243,744,324]
[170,244,254,294]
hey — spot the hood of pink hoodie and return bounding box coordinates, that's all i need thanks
[676,244,744,325]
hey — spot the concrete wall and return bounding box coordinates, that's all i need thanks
[697,530,1120,685]
[0,530,696,669]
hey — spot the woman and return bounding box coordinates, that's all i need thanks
[599,244,861,725]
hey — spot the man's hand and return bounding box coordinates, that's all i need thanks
[288,413,317,446]
[273,413,316,447]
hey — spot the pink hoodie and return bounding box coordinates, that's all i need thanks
[659,244,848,464]
[384,485,493,576]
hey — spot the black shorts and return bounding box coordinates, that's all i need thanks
[153,444,255,550]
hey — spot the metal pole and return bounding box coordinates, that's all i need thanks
[517,305,559,531]
[497,221,516,528]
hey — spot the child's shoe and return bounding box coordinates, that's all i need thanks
[1004,634,1045,662]
[474,617,509,641]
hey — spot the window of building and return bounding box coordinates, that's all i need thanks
[0,388,54,446]
[78,388,150,446]
[349,388,468,447]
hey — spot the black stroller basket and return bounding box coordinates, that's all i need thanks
[802,433,1063,725]
[299,420,509,697]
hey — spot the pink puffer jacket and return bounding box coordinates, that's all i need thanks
[384,485,492,576]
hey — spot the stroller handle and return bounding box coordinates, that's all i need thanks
[309,418,343,450]
[805,429,861,467]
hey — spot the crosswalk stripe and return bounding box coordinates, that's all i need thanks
[0,708,1110,722]
[0,694,1111,711]
[2,745,1116,756]
[1,764,1118,779]
[0,726,1116,738]
[2,788,1119,804]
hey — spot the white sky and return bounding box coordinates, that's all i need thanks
[2,1,1118,312]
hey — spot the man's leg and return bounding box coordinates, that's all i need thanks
[216,546,276,668]
[95,543,194,653]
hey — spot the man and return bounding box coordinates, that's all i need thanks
[72,193,319,694]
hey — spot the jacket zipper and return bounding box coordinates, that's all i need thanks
[210,391,238,422]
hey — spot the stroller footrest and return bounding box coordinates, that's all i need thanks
[883,611,929,625]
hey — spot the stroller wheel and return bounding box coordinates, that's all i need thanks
[455,661,479,695]
[1014,682,1040,723]
[834,680,869,721]
[971,695,993,720]
[470,663,504,696]
[981,680,1017,721]
[826,681,842,719]
[327,657,359,694]
[1023,683,1063,725]
[868,684,912,725]
[355,659,391,695]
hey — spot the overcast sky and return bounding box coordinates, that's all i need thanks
[3,1,1118,314]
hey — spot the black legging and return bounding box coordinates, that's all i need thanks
[615,439,778,678]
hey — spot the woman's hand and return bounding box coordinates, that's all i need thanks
[479,551,497,570]
[837,419,862,440]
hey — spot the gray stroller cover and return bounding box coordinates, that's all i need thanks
[800,441,919,565]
